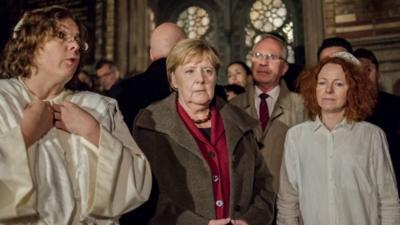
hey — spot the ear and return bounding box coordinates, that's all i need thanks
[280,62,289,77]
[170,71,178,90]
[149,49,155,61]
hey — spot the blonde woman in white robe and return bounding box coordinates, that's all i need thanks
[0,5,151,225]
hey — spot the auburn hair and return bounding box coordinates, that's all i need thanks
[299,57,376,121]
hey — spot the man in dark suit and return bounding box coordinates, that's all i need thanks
[119,23,186,225]
[117,23,186,132]
[354,48,400,193]
[95,59,122,98]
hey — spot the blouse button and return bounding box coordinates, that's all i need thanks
[216,200,224,207]
[208,151,216,158]
[212,175,219,182]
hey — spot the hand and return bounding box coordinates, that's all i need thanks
[231,219,249,225]
[21,98,53,147]
[53,101,100,146]
[208,218,232,225]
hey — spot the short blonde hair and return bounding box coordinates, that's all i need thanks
[166,39,220,89]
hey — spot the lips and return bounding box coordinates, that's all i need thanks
[65,57,78,66]
[257,70,272,75]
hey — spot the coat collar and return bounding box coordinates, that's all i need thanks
[241,80,292,136]
[135,92,258,159]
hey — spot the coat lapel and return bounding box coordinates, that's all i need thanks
[216,98,258,156]
[135,93,204,160]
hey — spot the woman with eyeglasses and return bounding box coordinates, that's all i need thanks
[0,6,151,224]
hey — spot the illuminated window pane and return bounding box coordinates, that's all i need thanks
[177,6,210,39]
[249,0,287,32]
[245,0,295,63]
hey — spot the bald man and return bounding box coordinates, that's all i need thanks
[149,22,186,60]
[117,23,186,132]
[118,23,186,225]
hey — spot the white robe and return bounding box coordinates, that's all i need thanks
[0,78,152,225]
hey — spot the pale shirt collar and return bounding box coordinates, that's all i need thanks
[254,85,280,117]
[313,115,355,132]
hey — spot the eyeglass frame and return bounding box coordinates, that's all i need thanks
[54,30,89,52]
[251,52,286,63]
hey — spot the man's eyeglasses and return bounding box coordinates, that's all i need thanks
[252,52,285,62]
[55,30,89,52]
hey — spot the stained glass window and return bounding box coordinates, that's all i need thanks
[246,0,295,63]
[177,6,210,39]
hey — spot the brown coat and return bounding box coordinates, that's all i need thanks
[133,93,276,225]
[231,81,306,192]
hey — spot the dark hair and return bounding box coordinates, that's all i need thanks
[299,56,376,121]
[95,59,116,70]
[0,5,88,79]
[224,84,246,95]
[227,61,252,76]
[353,48,379,70]
[317,37,353,59]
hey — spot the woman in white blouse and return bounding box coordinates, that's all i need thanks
[0,6,151,224]
[277,52,400,225]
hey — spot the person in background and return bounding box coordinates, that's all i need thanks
[0,6,151,224]
[68,69,93,91]
[231,34,306,194]
[354,48,400,193]
[119,22,186,225]
[278,53,400,225]
[317,36,353,61]
[224,84,245,101]
[226,61,252,88]
[133,39,276,225]
[95,59,122,98]
[117,22,186,132]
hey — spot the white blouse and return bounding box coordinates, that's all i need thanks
[278,117,400,225]
[0,78,152,225]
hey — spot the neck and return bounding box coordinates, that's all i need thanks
[178,99,211,123]
[321,111,345,130]
[23,75,66,101]
[256,82,278,93]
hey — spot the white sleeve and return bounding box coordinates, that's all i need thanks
[82,104,152,220]
[0,97,37,220]
[277,129,301,225]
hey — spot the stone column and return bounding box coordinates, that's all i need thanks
[302,0,324,65]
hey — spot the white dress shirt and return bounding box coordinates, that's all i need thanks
[278,117,400,225]
[254,85,280,118]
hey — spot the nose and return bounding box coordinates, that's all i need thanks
[68,40,81,54]
[325,83,334,93]
[258,57,269,66]
[195,70,206,83]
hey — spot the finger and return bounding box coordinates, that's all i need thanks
[54,111,61,120]
[52,103,62,113]
[24,102,32,109]
[54,120,68,131]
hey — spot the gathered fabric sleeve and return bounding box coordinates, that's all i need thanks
[81,103,152,222]
[372,129,400,225]
[0,93,38,221]
[0,127,37,221]
[277,130,301,225]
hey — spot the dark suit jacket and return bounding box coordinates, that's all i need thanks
[117,58,171,132]
[133,93,276,225]
[367,91,400,191]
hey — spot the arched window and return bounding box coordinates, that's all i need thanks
[176,6,210,39]
[245,0,295,64]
